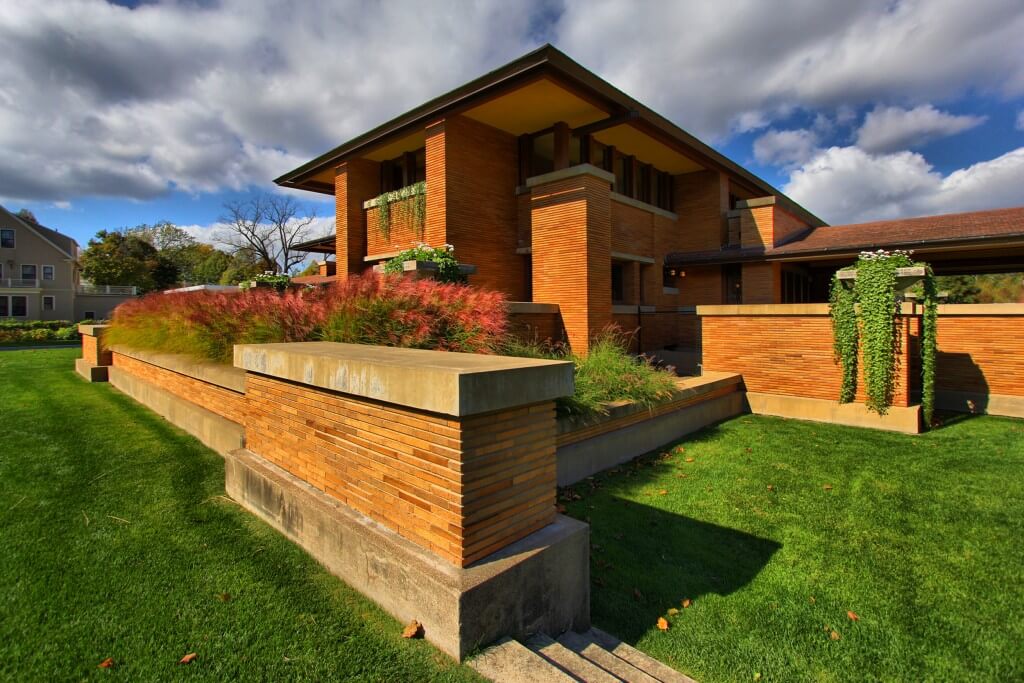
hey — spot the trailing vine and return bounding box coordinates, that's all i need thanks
[383,243,465,284]
[829,249,939,426]
[372,181,426,240]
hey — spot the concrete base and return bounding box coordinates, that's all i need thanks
[746,391,922,434]
[556,391,745,486]
[936,390,1024,419]
[109,366,245,455]
[75,358,108,382]
[224,448,589,660]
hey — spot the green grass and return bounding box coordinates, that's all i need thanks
[562,412,1024,682]
[0,348,482,682]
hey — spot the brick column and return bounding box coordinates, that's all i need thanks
[335,159,379,279]
[529,165,614,354]
[76,324,111,381]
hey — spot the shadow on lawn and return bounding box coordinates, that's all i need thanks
[568,428,782,643]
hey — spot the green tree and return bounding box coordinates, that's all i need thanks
[934,275,981,303]
[191,248,233,284]
[218,249,265,285]
[79,230,178,293]
[295,260,320,276]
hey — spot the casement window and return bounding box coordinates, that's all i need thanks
[723,264,743,305]
[782,268,812,304]
[42,295,55,312]
[1,295,28,317]
[380,147,426,192]
[0,229,14,248]
[611,262,625,304]
[42,265,55,281]
[21,264,37,281]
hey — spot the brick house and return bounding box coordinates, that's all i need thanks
[0,205,136,321]
[280,45,1024,354]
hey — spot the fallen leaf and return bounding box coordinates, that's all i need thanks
[633,588,644,601]
[656,617,669,631]
[682,598,692,608]
[216,592,231,602]
[823,484,833,491]
[658,489,668,496]
[830,630,841,640]
[847,610,859,621]
[754,673,762,681]
[179,652,197,665]
[667,608,679,616]
[97,658,115,669]
[685,457,695,463]
[766,485,775,492]
[401,620,423,639]
[808,596,816,604]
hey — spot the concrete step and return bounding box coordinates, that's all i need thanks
[588,628,698,683]
[526,632,623,682]
[557,630,660,683]
[468,637,577,683]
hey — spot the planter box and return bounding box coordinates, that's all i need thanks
[835,266,926,291]
[372,260,477,279]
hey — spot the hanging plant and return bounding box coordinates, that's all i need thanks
[371,181,426,241]
[829,249,939,426]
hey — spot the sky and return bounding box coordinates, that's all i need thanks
[2,0,1023,251]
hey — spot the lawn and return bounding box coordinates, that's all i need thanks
[562,411,1024,682]
[0,348,482,682]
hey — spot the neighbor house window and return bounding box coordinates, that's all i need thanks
[0,229,13,248]
[21,264,37,281]
[42,295,55,311]
[3,295,28,317]
[42,265,55,281]
[83,310,95,320]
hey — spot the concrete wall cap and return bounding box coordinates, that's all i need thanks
[936,303,1024,315]
[78,323,110,336]
[525,164,615,188]
[609,192,678,221]
[734,196,776,209]
[111,346,247,393]
[507,301,560,314]
[234,342,574,416]
[697,303,918,316]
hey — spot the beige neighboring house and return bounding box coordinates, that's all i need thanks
[0,205,136,321]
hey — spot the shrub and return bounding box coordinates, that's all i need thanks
[505,328,678,417]
[383,243,465,284]
[107,273,508,363]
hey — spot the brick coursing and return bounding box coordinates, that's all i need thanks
[82,333,111,366]
[935,315,1024,396]
[335,159,379,279]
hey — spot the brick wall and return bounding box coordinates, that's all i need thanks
[111,352,247,424]
[679,266,723,305]
[742,262,781,304]
[740,204,773,248]
[935,308,1024,397]
[508,310,566,345]
[335,159,379,279]
[701,310,915,407]
[244,373,556,567]
[365,202,424,257]
[530,171,612,354]
[82,332,111,366]
[674,170,727,252]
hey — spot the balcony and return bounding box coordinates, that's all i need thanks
[1,278,40,288]
[77,284,138,296]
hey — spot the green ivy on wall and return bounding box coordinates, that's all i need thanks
[373,181,426,241]
[829,250,939,426]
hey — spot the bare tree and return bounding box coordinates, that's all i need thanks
[218,193,316,274]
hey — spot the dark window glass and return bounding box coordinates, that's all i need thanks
[43,265,54,280]
[0,229,13,248]
[84,311,95,320]
[531,132,555,177]
[724,265,742,304]
[0,297,7,316]
[11,296,27,316]
[21,264,36,280]
[43,296,54,311]
[611,263,625,304]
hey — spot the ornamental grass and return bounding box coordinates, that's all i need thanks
[106,273,509,363]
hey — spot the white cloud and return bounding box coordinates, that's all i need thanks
[753,129,820,168]
[179,215,336,248]
[784,146,1024,224]
[855,104,986,153]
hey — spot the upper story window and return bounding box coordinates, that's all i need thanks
[21,264,36,280]
[380,147,425,193]
[42,265,55,281]
[0,229,14,248]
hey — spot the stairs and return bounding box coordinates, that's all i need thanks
[469,628,697,683]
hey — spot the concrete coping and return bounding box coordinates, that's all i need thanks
[370,261,478,276]
[507,301,559,314]
[612,304,656,315]
[936,303,1024,315]
[697,303,918,316]
[524,163,615,188]
[734,196,776,209]
[78,323,110,336]
[557,372,741,433]
[234,341,574,417]
[111,345,247,393]
[361,182,426,210]
[364,250,401,262]
[611,251,656,265]
[609,192,678,221]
